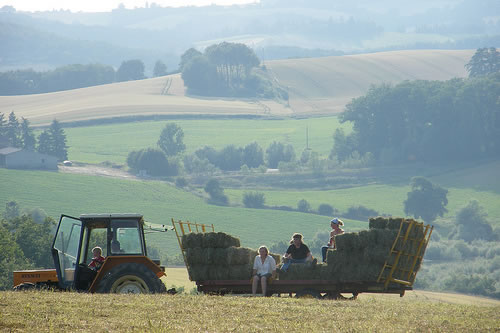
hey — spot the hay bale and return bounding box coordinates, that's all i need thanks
[387,217,404,230]
[182,233,202,249]
[279,263,321,280]
[213,248,230,265]
[228,264,253,280]
[201,232,218,248]
[269,253,281,265]
[336,233,357,251]
[226,247,256,265]
[217,232,241,248]
[189,265,209,281]
[369,217,387,229]
[186,247,206,265]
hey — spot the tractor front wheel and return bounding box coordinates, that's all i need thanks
[96,263,166,294]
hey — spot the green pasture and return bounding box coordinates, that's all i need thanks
[63,116,350,165]
[0,168,368,255]
[226,184,500,226]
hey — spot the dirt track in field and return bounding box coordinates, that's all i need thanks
[58,164,139,180]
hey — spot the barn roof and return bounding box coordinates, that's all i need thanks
[0,147,22,155]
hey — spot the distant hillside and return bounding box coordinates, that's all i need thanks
[0,21,163,71]
[265,49,474,115]
[0,49,474,126]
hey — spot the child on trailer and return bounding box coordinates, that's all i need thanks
[88,246,105,271]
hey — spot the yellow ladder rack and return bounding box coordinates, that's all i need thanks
[377,219,433,289]
[171,218,215,279]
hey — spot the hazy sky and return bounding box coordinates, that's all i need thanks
[0,0,257,12]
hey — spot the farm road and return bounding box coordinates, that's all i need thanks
[58,164,138,180]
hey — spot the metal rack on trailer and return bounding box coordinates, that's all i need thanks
[172,218,433,299]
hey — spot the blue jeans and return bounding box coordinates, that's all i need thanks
[281,258,307,272]
[322,246,330,262]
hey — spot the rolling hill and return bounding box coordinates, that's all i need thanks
[0,49,474,126]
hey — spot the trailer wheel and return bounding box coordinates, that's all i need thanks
[13,282,37,291]
[96,263,166,294]
[295,289,322,299]
[13,282,56,291]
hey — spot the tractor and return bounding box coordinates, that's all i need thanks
[13,213,168,293]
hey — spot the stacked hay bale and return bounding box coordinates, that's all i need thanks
[182,232,281,281]
[371,217,426,284]
[281,217,426,283]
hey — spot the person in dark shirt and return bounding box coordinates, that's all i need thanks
[280,233,316,272]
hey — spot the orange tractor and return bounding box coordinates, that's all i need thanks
[13,214,169,293]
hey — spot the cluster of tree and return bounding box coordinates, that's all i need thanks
[332,66,500,164]
[0,112,68,161]
[465,47,500,77]
[126,123,185,177]
[0,60,168,96]
[184,141,296,173]
[0,201,55,290]
[180,42,287,99]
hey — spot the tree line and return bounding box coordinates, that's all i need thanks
[0,201,55,290]
[126,122,298,177]
[0,60,168,96]
[331,65,500,164]
[0,111,68,161]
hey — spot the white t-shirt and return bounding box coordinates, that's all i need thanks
[253,255,277,275]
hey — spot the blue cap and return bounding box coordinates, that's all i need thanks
[331,218,339,224]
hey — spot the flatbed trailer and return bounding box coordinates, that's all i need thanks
[172,218,432,300]
[195,279,410,299]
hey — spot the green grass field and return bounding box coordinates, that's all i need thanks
[2,159,499,259]
[64,116,350,165]
[1,290,498,331]
[0,168,369,255]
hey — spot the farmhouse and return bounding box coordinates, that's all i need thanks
[0,147,58,170]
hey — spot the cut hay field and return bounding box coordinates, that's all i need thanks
[0,49,474,126]
[265,49,473,115]
[1,290,498,332]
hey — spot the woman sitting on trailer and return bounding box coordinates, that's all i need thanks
[280,233,316,272]
[252,245,277,296]
[321,218,345,262]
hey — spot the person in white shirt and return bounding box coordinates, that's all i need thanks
[252,245,277,296]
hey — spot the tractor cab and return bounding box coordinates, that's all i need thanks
[52,214,162,292]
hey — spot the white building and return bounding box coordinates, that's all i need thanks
[0,147,58,170]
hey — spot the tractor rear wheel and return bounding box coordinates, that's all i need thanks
[96,263,166,294]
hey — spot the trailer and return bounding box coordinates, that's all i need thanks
[172,218,433,299]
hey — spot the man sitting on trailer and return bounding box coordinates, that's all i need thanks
[280,233,316,272]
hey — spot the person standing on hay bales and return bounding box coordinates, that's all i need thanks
[321,218,345,263]
[280,233,316,272]
[252,246,277,296]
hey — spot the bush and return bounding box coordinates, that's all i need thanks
[242,192,265,208]
[297,199,311,213]
[204,179,228,206]
[317,204,334,216]
[175,177,188,188]
[344,205,379,221]
[126,148,177,176]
